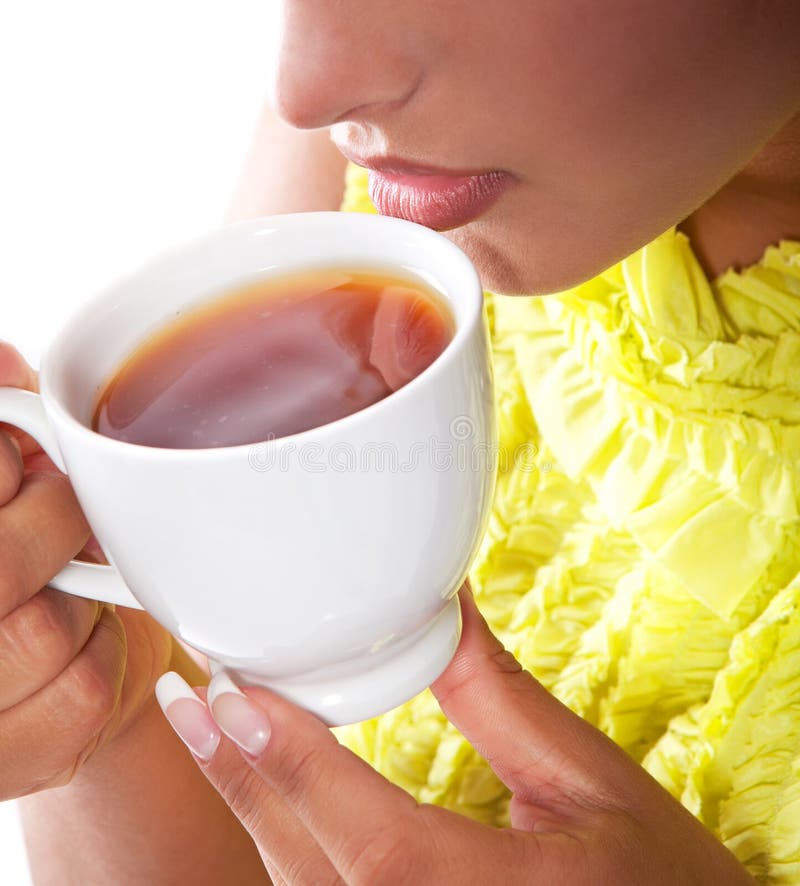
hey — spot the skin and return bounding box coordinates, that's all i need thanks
[0,344,267,884]
[274,0,800,292]
[172,591,754,885]
[7,0,800,882]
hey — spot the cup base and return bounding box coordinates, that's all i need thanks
[208,597,462,726]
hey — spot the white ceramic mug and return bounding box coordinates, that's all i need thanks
[0,212,495,725]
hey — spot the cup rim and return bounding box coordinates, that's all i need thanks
[39,211,485,458]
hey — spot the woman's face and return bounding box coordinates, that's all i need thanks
[273,1,800,294]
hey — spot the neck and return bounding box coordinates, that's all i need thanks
[679,112,800,278]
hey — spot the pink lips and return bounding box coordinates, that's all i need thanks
[367,168,511,231]
[336,148,512,231]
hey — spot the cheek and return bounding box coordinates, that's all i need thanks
[438,2,778,240]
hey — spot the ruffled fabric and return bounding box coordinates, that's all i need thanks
[337,164,800,883]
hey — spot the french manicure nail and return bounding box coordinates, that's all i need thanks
[207,672,271,757]
[155,671,221,762]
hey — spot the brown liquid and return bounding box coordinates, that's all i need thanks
[93,268,454,448]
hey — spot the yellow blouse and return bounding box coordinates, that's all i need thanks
[339,163,800,884]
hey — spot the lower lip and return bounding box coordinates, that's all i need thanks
[368,169,511,231]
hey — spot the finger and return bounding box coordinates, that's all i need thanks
[0,605,126,799]
[29,443,103,564]
[0,431,23,506]
[156,674,341,886]
[161,681,552,884]
[0,471,90,619]
[201,674,548,884]
[8,442,106,562]
[204,740,342,886]
[0,343,41,456]
[204,672,423,884]
[430,588,638,806]
[22,450,59,476]
[0,588,100,709]
[0,341,37,391]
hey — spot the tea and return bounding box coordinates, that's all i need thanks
[92,268,454,448]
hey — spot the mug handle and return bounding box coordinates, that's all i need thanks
[0,387,143,610]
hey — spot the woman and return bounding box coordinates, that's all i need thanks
[5,2,800,882]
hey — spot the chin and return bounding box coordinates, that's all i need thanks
[444,228,532,295]
[444,222,607,298]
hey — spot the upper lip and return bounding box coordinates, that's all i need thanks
[334,144,500,179]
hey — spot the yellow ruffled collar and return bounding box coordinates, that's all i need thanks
[491,229,800,618]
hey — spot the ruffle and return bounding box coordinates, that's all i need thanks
[644,574,800,882]
[502,231,800,619]
[336,163,800,883]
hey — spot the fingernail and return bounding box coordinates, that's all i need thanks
[207,672,271,757]
[155,672,221,762]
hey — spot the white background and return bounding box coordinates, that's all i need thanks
[1,2,278,881]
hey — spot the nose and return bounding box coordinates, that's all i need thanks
[271,1,420,129]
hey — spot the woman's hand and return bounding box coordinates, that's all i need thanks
[156,589,754,885]
[0,341,174,800]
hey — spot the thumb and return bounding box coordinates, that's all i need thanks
[0,341,99,555]
[431,588,639,806]
[0,340,38,391]
[0,341,42,457]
